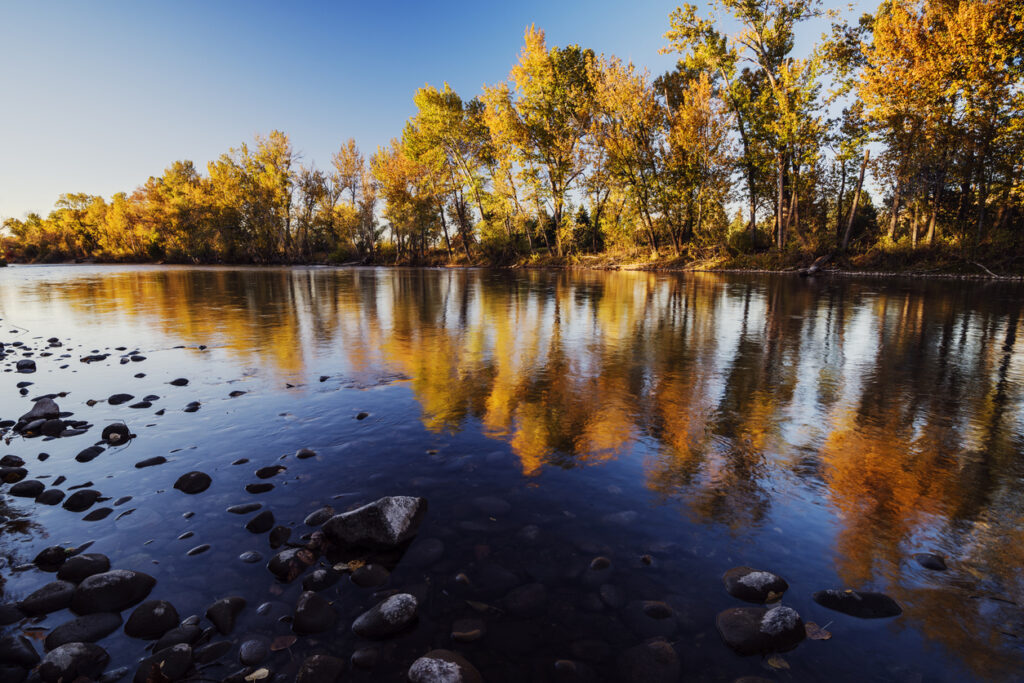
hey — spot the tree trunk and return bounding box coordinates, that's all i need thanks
[840,149,870,252]
[835,159,846,242]
[776,153,785,249]
[911,200,920,249]
[887,178,902,240]
[437,202,453,260]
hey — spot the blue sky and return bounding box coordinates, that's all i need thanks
[0,0,861,220]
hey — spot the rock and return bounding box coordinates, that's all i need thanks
[267,548,315,583]
[36,489,65,506]
[33,546,68,572]
[0,604,24,626]
[134,456,166,468]
[269,526,291,549]
[403,538,444,567]
[15,360,35,373]
[107,394,134,406]
[303,506,334,527]
[40,420,65,436]
[174,471,211,494]
[0,455,25,467]
[75,446,105,463]
[350,564,390,588]
[296,448,316,459]
[615,640,680,683]
[17,580,75,616]
[255,465,285,479]
[292,591,337,634]
[296,654,345,683]
[44,613,123,651]
[83,507,113,521]
[302,568,341,592]
[184,401,201,413]
[194,640,233,664]
[39,642,109,682]
[0,634,40,668]
[229,390,246,398]
[914,553,947,571]
[352,593,418,638]
[101,424,131,445]
[351,648,378,669]
[153,624,202,652]
[238,640,268,667]
[71,570,156,614]
[245,482,273,494]
[124,600,179,640]
[170,378,189,386]
[133,644,191,683]
[622,600,677,638]
[502,583,547,618]
[722,566,789,603]
[245,510,275,534]
[407,650,482,683]
[57,554,110,583]
[0,466,27,483]
[239,551,263,564]
[227,503,262,515]
[187,544,211,556]
[322,496,428,549]
[716,605,806,655]
[63,489,102,512]
[205,596,246,635]
[812,589,902,618]
[599,584,625,609]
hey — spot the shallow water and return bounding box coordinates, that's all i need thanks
[0,265,1022,682]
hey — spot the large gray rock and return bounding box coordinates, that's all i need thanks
[352,593,418,639]
[38,642,110,682]
[323,496,427,549]
[71,570,156,614]
[723,566,789,603]
[407,650,482,683]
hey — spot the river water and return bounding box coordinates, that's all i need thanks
[0,265,1022,682]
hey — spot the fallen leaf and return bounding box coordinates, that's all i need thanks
[765,655,790,670]
[21,628,47,641]
[244,668,270,681]
[765,590,783,603]
[805,622,832,640]
[270,635,297,651]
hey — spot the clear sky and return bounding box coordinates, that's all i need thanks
[0,0,859,220]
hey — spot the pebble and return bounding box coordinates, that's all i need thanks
[407,650,482,683]
[238,639,268,666]
[245,510,275,534]
[292,591,337,634]
[174,471,211,494]
[205,596,246,635]
[351,593,418,638]
[812,589,903,618]
[125,600,179,640]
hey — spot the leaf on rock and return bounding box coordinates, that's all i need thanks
[805,622,832,640]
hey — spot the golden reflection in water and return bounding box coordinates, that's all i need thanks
[5,266,1024,677]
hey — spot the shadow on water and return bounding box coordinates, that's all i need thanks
[0,265,1022,681]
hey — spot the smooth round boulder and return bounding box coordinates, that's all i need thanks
[57,554,110,583]
[101,424,131,444]
[238,639,268,667]
[71,570,156,615]
[292,591,337,635]
[722,566,789,603]
[32,546,68,572]
[407,650,482,683]
[205,596,246,635]
[35,489,66,506]
[812,589,902,618]
[716,605,805,655]
[351,593,418,639]
[296,654,345,683]
[44,613,122,651]
[174,471,211,495]
[17,581,75,616]
[10,480,45,498]
[63,490,101,512]
[38,642,109,683]
[107,394,134,406]
[125,600,179,640]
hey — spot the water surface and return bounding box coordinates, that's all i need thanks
[1,265,1022,681]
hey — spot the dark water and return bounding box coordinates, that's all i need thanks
[1,265,1023,682]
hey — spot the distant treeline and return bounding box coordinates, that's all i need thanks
[4,0,1022,267]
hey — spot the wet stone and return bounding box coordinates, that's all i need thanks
[451,617,485,642]
[622,600,678,639]
[125,600,179,640]
[58,554,111,583]
[351,593,418,639]
[322,495,428,550]
[723,566,789,603]
[407,650,482,683]
[107,394,134,405]
[206,596,246,635]
[83,507,114,521]
[245,482,274,494]
[187,544,211,556]
[269,526,291,549]
[239,551,263,564]
[134,456,166,468]
[716,605,806,655]
[303,506,334,527]
[227,503,262,515]
[239,639,268,666]
[0,454,25,467]
[169,378,189,386]
[128,401,151,409]
[245,510,275,534]
[616,640,680,683]
[351,648,378,669]
[17,581,75,616]
[293,591,337,635]
[502,583,547,618]
[0,604,24,626]
[302,568,341,592]
[194,640,233,664]
[75,445,106,463]
[296,448,316,459]
[33,546,68,572]
[812,589,903,618]
[45,613,123,651]
[268,547,315,583]
[39,642,109,683]
[0,467,28,483]
[133,644,191,683]
[71,570,156,614]
[36,489,66,506]
[174,471,211,494]
[0,634,40,668]
[63,489,102,512]
[255,465,285,479]
[402,538,444,567]
[296,654,345,683]
[350,563,390,588]
[154,624,202,652]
